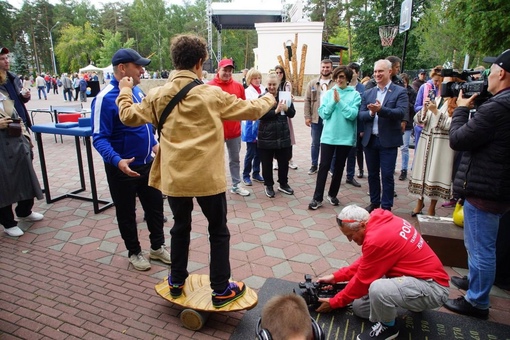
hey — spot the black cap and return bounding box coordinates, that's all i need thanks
[419,69,426,74]
[112,48,151,67]
[483,49,510,73]
[0,46,10,54]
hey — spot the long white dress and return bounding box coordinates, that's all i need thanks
[408,97,454,200]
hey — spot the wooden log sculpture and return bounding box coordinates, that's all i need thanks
[276,33,308,96]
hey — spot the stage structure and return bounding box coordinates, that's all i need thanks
[207,0,285,70]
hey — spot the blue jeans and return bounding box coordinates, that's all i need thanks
[225,137,241,186]
[242,142,260,179]
[364,135,398,209]
[401,129,412,171]
[37,86,46,99]
[310,118,323,167]
[413,125,423,152]
[464,200,501,309]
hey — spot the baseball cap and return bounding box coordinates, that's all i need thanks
[419,69,426,74]
[218,59,234,69]
[0,46,9,54]
[483,49,510,73]
[112,48,151,66]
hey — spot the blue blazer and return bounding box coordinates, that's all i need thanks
[359,83,408,148]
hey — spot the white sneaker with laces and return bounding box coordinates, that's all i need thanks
[150,246,171,264]
[231,184,250,196]
[4,226,24,237]
[17,212,44,222]
[129,253,151,271]
[357,321,399,340]
[288,160,298,169]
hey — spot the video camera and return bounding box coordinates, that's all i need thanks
[440,69,491,104]
[295,274,346,310]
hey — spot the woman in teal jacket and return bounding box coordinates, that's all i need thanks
[308,66,361,210]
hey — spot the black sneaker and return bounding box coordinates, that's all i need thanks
[444,296,489,320]
[168,276,184,298]
[308,165,318,175]
[357,321,399,340]
[308,200,322,210]
[327,195,339,206]
[278,184,294,195]
[212,281,246,308]
[265,186,275,198]
[398,170,407,181]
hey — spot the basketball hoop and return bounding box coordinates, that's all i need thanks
[379,25,399,47]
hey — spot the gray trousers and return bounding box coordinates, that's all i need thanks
[225,136,241,186]
[352,276,449,323]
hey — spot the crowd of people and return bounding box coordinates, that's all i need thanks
[2,37,510,339]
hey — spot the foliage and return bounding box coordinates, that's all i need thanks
[54,22,100,73]
[97,30,135,68]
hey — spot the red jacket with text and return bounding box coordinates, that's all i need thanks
[329,209,450,309]
[208,74,245,140]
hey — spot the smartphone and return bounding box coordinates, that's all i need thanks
[428,89,436,101]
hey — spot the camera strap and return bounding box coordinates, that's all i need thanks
[157,78,203,142]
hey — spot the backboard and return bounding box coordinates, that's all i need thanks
[399,0,412,33]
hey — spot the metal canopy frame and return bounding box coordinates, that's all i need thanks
[207,0,285,69]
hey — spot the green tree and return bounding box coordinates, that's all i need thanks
[97,30,135,67]
[54,21,100,73]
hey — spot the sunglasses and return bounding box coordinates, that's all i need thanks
[336,218,358,227]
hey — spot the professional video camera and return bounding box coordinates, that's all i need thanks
[295,274,346,309]
[440,69,492,104]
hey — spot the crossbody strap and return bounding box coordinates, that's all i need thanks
[157,78,202,141]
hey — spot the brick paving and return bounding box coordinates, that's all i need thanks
[1,89,508,339]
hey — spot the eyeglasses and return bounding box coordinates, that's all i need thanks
[336,75,346,80]
[336,218,358,227]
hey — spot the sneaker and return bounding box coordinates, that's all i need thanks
[327,195,340,206]
[328,170,333,176]
[308,165,318,175]
[17,212,44,222]
[357,169,364,178]
[273,160,278,170]
[278,184,294,195]
[252,174,264,183]
[212,281,246,308]
[231,184,250,196]
[243,177,252,186]
[129,253,151,271]
[357,321,399,340]
[4,226,24,237]
[398,169,407,181]
[289,160,298,169]
[265,186,275,198]
[308,200,322,210]
[168,276,184,298]
[149,246,171,264]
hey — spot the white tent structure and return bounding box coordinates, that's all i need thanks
[79,64,103,73]
[102,64,113,75]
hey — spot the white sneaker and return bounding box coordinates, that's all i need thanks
[273,160,278,170]
[231,184,250,196]
[4,226,24,237]
[129,253,151,271]
[150,246,171,264]
[289,160,298,169]
[17,212,44,222]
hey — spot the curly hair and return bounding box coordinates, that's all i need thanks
[170,34,208,71]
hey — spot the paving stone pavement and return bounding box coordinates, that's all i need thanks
[1,90,508,339]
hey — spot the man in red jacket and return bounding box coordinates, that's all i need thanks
[208,59,250,196]
[316,205,449,340]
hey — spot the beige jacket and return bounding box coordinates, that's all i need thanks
[303,77,334,124]
[116,70,274,197]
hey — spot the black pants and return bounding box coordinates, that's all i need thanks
[258,147,292,187]
[74,88,79,101]
[0,199,34,228]
[104,162,165,256]
[313,144,351,202]
[496,211,510,285]
[167,193,230,292]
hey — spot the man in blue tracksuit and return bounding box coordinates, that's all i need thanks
[91,48,170,271]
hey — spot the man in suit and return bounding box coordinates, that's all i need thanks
[360,60,408,212]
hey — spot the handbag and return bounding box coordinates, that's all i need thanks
[7,117,22,137]
[453,199,464,228]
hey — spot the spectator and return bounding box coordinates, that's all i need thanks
[398,73,417,181]
[316,205,449,340]
[412,69,427,92]
[308,66,361,210]
[35,73,47,100]
[91,48,170,271]
[242,68,265,186]
[115,34,274,307]
[444,49,510,320]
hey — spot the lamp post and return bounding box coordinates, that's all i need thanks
[38,20,60,75]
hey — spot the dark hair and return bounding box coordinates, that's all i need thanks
[321,59,333,65]
[347,62,360,73]
[332,65,353,83]
[171,34,208,70]
[274,65,287,84]
[385,56,402,67]
[400,72,409,84]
